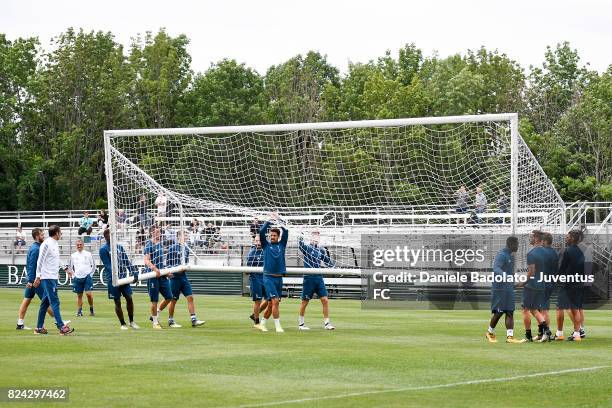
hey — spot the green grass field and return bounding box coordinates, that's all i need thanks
[1,289,611,407]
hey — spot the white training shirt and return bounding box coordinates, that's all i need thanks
[69,249,96,279]
[36,237,61,280]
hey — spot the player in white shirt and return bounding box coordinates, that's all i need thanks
[33,225,74,335]
[67,238,96,317]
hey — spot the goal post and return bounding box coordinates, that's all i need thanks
[103,114,565,286]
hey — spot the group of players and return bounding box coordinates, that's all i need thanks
[486,229,588,343]
[15,213,336,334]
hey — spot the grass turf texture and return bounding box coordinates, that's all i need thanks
[1,289,611,408]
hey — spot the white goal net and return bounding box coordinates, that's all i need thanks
[104,114,565,285]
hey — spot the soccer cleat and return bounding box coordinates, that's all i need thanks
[324,322,336,330]
[191,320,205,327]
[16,324,32,330]
[298,324,310,331]
[506,336,526,344]
[533,334,543,342]
[129,322,140,330]
[257,324,268,332]
[275,326,285,333]
[90,310,95,317]
[59,325,74,336]
[168,321,182,328]
[553,335,565,341]
[120,324,129,330]
[149,316,153,322]
[77,310,83,317]
[579,328,586,339]
[485,332,498,343]
[34,328,48,335]
[152,323,163,330]
[537,333,550,343]
[567,334,581,342]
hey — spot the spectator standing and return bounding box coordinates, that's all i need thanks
[155,192,167,218]
[475,186,487,214]
[455,186,469,213]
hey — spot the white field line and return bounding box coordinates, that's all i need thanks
[229,365,610,408]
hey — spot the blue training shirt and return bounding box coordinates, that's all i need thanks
[247,245,264,278]
[543,246,559,287]
[259,221,288,275]
[492,247,514,291]
[99,242,136,281]
[526,246,548,290]
[298,238,335,278]
[143,239,165,273]
[558,245,584,288]
[166,243,189,274]
[26,241,41,283]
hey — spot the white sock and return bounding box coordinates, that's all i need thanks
[168,315,174,322]
[556,330,564,337]
[152,316,159,324]
[298,316,305,325]
[156,309,160,318]
[324,317,330,325]
[17,319,24,325]
[507,329,513,337]
[487,326,494,334]
[274,318,281,330]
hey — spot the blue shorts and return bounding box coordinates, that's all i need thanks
[171,274,193,300]
[557,286,584,309]
[301,276,328,301]
[148,277,173,302]
[263,275,283,300]
[491,289,515,313]
[24,284,45,300]
[521,287,544,310]
[72,275,94,294]
[542,285,555,310]
[249,274,265,301]
[108,283,133,300]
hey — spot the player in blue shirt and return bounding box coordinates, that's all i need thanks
[259,213,288,333]
[518,230,551,342]
[144,224,173,329]
[99,229,139,330]
[247,235,267,331]
[555,230,585,341]
[485,236,525,343]
[16,228,54,330]
[540,232,559,331]
[298,230,336,331]
[165,231,205,328]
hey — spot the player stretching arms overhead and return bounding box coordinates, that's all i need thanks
[166,231,205,328]
[298,230,336,330]
[16,228,55,330]
[99,229,139,330]
[247,235,267,331]
[259,213,288,333]
[144,224,173,329]
[485,236,525,343]
[33,225,73,335]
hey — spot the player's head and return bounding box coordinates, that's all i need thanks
[459,185,466,192]
[270,227,281,244]
[253,234,261,249]
[311,230,321,245]
[542,232,553,247]
[529,230,543,245]
[476,186,482,194]
[566,230,581,246]
[17,226,22,231]
[103,228,110,242]
[83,210,89,216]
[150,224,160,241]
[49,225,61,240]
[31,227,44,243]
[506,236,519,253]
[76,238,84,251]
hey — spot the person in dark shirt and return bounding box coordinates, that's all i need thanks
[555,230,585,341]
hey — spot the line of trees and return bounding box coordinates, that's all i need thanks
[0,28,610,210]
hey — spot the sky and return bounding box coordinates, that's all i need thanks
[3,0,611,74]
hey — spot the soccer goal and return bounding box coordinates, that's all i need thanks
[103,113,565,286]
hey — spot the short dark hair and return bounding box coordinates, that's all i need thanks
[542,232,553,245]
[270,227,281,236]
[31,227,43,240]
[103,228,110,242]
[506,236,519,248]
[149,224,159,234]
[568,230,582,244]
[531,230,544,242]
[48,225,61,238]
